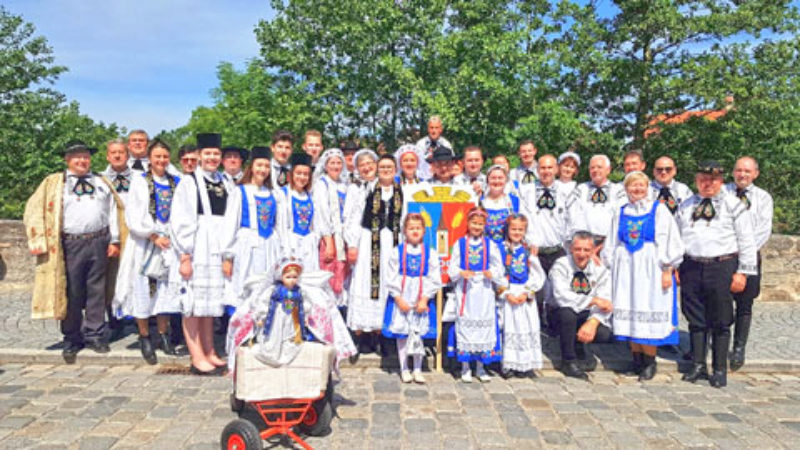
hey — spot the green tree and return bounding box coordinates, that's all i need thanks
[0,8,121,218]
[554,0,800,147]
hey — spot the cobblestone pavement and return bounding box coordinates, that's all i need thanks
[1,288,799,370]
[1,363,800,449]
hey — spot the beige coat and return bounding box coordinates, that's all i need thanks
[23,173,127,320]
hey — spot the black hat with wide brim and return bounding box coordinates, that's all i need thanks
[250,146,272,160]
[341,140,360,153]
[196,133,222,149]
[222,146,250,162]
[697,160,725,176]
[289,152,313,168]
[62,140,98,155]
[426,145,456,163]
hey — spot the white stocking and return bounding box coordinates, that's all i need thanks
[397,338,409,372]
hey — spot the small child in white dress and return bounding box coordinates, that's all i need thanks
[382,213,442,383]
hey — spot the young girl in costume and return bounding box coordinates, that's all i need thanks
[382,214,442,383]
[226,146,282,309]
[497,214,546,378]
[277,153,319,272]
[447,207,505,383]
[114,139,181,364]
[168,133,238,375]
[226,258,356,370]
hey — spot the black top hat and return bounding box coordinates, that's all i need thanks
[62,140,98,155]
[290,152,312,167]
[341,140,360,152]
[196,133,222,149]
[697,160,724,176]
[426,145,456,163]
[222,146,249,161]
[250,146,272,160]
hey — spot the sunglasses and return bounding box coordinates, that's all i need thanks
[654,167,674,173]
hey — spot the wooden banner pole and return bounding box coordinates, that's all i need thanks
[435,289,443,373]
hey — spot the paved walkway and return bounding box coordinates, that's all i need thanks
[1,288,799,371]
[1,363,800,449]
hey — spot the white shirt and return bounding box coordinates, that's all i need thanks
[415,135,452,180]
[550,255,611,326]
[101,165,133,206]
[509,163,539,186]
[724,182,773,250]
[453,172,486,196]
[566,180,626,239]
[222,171,243,194]
[555,179,577,199]
[528,181,569,248]
[675,191,758,275]
[270,160,291,188]
[62,171,119,242]
[649,179,693,213]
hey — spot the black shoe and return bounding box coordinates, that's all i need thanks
[581,356,597,372]
[85,340,110,354]
[561,361,588,381]
[190,365,227,376]
[348,352,360,365]
[730,344,745,372]
[638,355,657,381]
[139,336,158,365]
[62,341,82,364]
[158,333,178,356]
[499,368,514,379]
[627,353,643,375]
[709,370,727,388]
[682,363,709,383]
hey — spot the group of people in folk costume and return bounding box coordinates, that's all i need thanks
[24,116,773,388]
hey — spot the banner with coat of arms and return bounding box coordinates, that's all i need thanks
[403,185,476,282]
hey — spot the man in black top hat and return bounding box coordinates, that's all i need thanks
[675,160,757,388]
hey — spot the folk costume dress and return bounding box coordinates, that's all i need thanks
[313,173,349,302]
[480,193,521,246]
[498,242,546,371]
[345,181,404,332]
[114,172,180,318]
[382,243,442,349]
[602,199,684,345]
[226,184,282,307]
[226,270,356,370]
[446,236,505,363]
[167,168,237,317]
[276,187,319,272]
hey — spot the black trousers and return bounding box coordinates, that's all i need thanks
[733,252,761,319]
[554,307,613,361]
[679,257,737,334]
[62,231,110,344]
[538,248,566,275]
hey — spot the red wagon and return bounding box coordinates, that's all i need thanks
[221,343,336,449]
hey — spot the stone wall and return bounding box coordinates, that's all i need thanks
[1,219,799,301]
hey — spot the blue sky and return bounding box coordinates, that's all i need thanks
[5,1,798,136]
[5,0,274,134]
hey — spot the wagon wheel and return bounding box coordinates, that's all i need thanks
[220,419,261,450]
